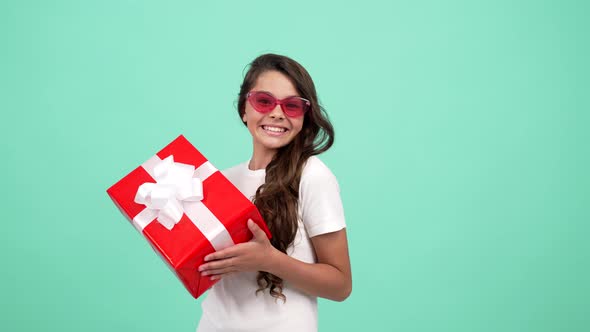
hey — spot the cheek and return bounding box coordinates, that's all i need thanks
[247,121,259,136]
[243,109,260,128]
[292,119,304,136]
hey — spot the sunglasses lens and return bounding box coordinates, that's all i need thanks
[282,98,308,117]
[251,93,275,112]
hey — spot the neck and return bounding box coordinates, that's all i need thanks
[249,142,277,170]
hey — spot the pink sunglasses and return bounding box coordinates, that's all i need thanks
[247,91,311,118]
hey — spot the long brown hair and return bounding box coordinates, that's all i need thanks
[237,54,335,301]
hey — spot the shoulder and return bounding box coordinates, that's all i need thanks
[300,156,339,189]
[298,155,346,237]
[220,161,247,180]
[303,155,330,173]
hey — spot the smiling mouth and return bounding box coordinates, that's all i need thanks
[261,125,288,134]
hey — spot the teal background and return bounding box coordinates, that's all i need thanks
[1,0,588,331]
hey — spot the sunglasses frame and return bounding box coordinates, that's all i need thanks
[246,91,311,118]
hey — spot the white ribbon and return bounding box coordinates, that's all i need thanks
[131,155,235,251]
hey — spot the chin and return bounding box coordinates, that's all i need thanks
[258,136,293,150]
[262,140,289,150]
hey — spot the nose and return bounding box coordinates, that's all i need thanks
[268,104,285,120]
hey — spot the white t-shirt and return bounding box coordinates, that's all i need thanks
[196,156,346,332]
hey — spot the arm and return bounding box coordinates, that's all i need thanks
[198,219,352,302]
[268,227,352,301]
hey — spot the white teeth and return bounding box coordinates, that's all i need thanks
[263,126,286,133]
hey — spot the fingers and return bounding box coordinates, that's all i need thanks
[248,219,267,240]
[199,258,237,281]
[198,220,268,277]
[199,257,236,273]
[204,246,239,262]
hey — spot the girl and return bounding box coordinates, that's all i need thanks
[197,54,352,332]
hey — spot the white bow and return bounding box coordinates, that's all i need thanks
[134,155,203,230]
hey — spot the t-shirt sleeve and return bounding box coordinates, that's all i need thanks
[299,159,346,237]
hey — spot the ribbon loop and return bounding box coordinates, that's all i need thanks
[133,155,204,230]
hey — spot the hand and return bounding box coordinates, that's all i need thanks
[198,219,276,280]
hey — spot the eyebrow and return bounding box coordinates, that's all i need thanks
[256,90,302,99]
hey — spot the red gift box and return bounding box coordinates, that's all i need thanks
[106,135,271,299]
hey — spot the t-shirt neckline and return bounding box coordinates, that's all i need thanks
[244,160,266,177]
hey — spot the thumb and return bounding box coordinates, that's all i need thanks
[247,219,267,240]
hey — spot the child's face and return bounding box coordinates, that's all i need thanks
[242,70,305,155]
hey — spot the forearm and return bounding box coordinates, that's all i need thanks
[266,248,352,302]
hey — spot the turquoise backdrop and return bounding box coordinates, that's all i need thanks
[2,1,588,331]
